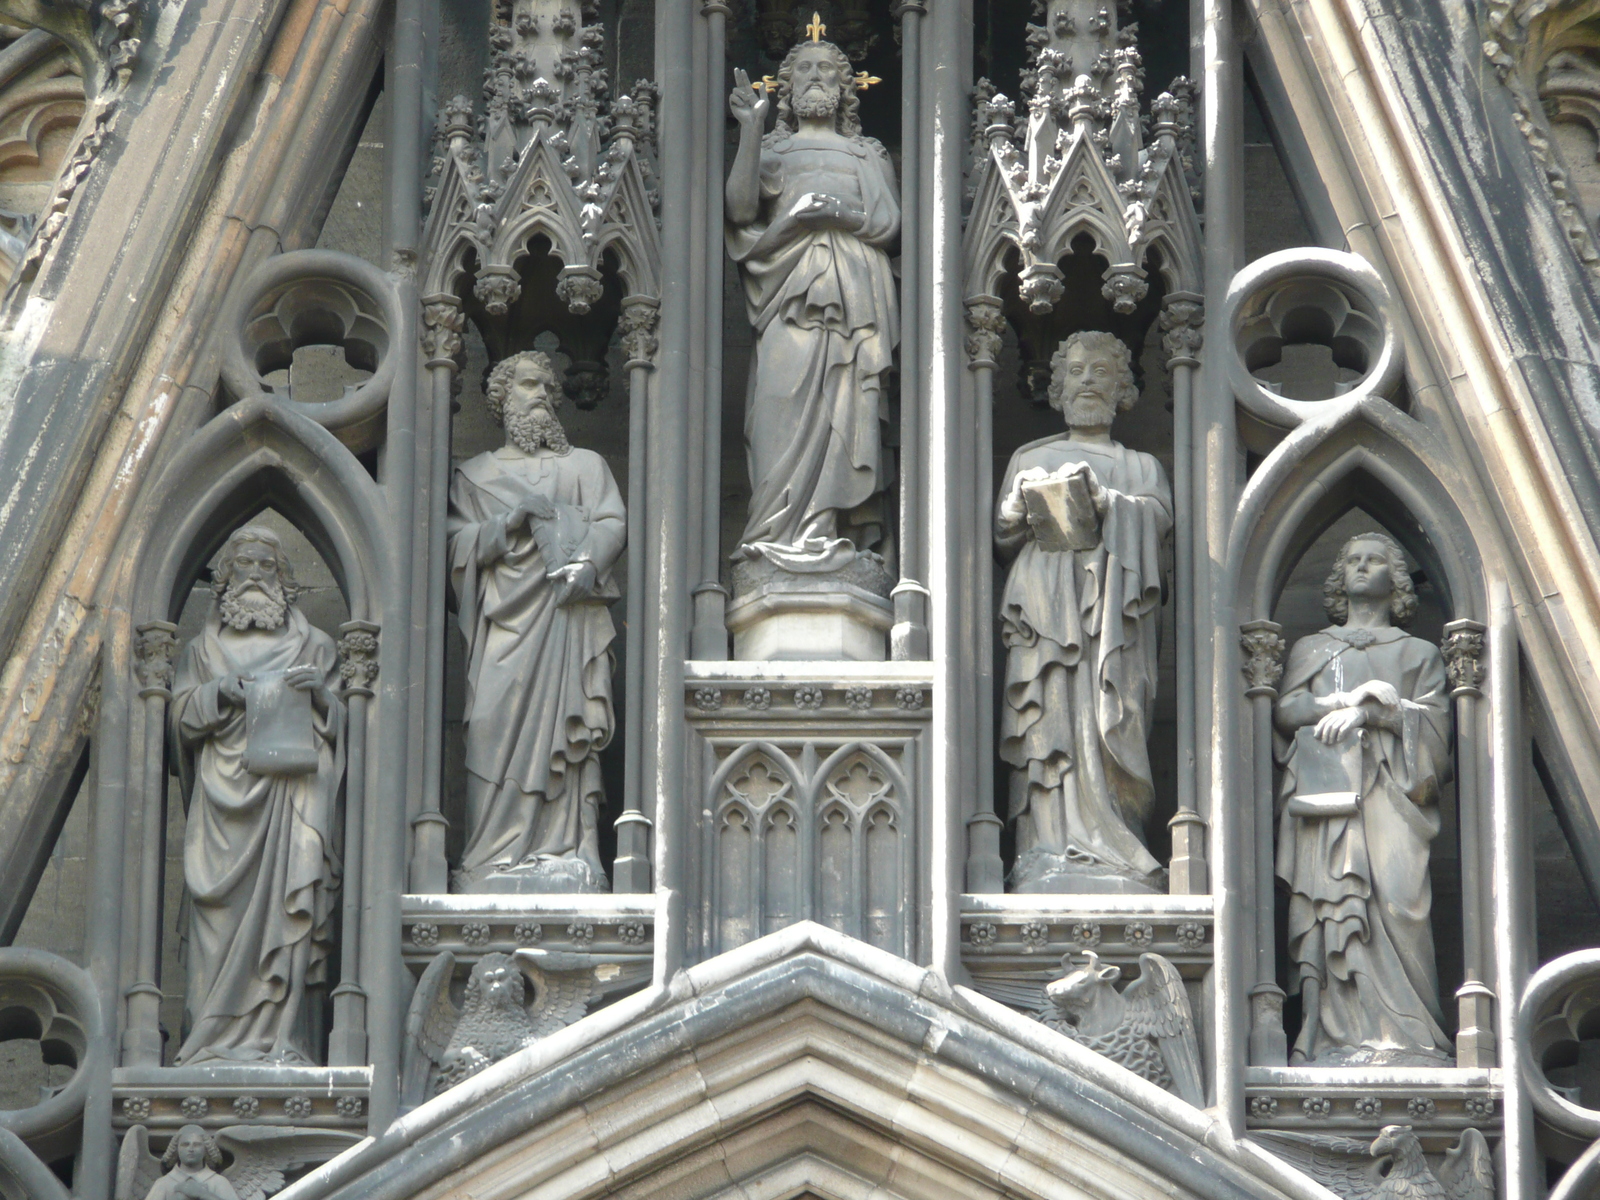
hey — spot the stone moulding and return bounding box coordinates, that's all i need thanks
[109,1067,373,1134]
[397,894,655,968]
[271,924,1334,1200]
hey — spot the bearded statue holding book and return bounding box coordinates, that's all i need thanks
[447,350,625,894]
[995,332,1172,894]
[170,526,342,1065]
[1273,532,1453,1066]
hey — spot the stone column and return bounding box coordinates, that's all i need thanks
[409,296,464,895]
[647,0,696,980]
[122,620,177,1067]
[927,0,964,974]
[1240,618,1287,1066]
[367,0,426,1129]
[1443,616,1494,1066]
[893,0,929,662]
[1163,293,1208,893]
[617,297,659,893]
[329,621,378,1065]
[962,295,1004,895]
[1201,0,1246,1133]
[690,1,730,661]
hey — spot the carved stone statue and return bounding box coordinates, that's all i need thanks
[995,332,1172,893]
[170,527,342,1066]
[399,948,650,1109]
[723,29,899,658]
[118,1123,363,1200]
[141,1126,239,1200]
[1042,950,1204,1107]
[1273,532,1453,1066]
[448,351,624,893]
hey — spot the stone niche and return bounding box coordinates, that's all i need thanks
[683,665,933,961]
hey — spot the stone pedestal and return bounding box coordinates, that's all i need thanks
[727,553,895,662]
[726,583,894,661]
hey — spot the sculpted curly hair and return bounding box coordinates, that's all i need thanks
[1322,531,1418,627]
[769,39,862,139]
[162,1125,224,1171]
[212,525,301,603]
[1047,331,1139,414]
[484,351,559,428]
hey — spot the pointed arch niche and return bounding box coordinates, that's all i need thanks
[119,396,394,1071]
[1222,399,1495,1072]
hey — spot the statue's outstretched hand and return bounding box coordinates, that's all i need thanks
[549,560,598,606]
[730,68,770,129]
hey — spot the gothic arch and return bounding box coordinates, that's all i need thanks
[130,395,392,627]
[1225,396,1486,624]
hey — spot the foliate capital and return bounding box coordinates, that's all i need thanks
[1442,618,1487,698]
[421,297,466,366]
[338,622,381,696]
[620,297,659,368]
[134,621,179,695]
[1240,619,1286,697]
[1161,292,1204,367]
[964,296,1006,366]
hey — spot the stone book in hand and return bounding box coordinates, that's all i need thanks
[1021,469,1100,551]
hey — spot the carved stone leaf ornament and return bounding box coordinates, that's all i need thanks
[964,0,1202,316]
[1485,0,1600,273]
[420,0,661,355]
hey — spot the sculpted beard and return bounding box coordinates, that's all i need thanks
[1065,384,1117,429]
[219,577,288,631]
[791,81,840,119]
[505,405,571,455]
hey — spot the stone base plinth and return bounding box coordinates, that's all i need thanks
[726,584,893,661]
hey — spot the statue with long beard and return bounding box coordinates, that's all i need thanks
[447,351,625,893]
[996,333,1173,894]
[169,526,342,1064]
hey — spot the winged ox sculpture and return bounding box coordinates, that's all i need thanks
[1040,950,1206,1108]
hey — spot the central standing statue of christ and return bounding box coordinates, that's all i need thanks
[724,24,899,575]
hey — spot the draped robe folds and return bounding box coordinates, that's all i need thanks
[726,132,899,568]
[996,437,1172,889]
[1274,626,1453,1064]
[448,445,625,890]
[170,607,342,1065]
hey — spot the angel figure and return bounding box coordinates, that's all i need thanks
[116,1125,363,1200]
[1040,950,1204,1107]
[400,948,650,1109]
[1253,1125,1494,1200]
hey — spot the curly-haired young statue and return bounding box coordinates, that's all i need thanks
[143,1126,238,1200]
[995,332,1172,893]
[1273,532,1453,1065]
[169,526,341,1065]
[725,30,898,573]
[448,351,625,893]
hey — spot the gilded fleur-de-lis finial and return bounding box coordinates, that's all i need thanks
[854,71,881,91]
[806,11,825,41]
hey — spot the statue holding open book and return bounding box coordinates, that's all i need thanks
[448,350,625,893]
[170,526,342,1064]
[995,332,1172,894]
[1273,532,1453,1066]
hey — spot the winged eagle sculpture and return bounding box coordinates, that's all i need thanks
[114,1124,362,1200]
[1253,1125,1495,1200]
[400,947,650,1109]
[1040,950,1206,1107]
